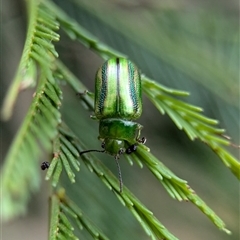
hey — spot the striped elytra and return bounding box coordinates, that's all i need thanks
[94,58,142,120]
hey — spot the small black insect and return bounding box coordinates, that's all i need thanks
[41,161,50,170]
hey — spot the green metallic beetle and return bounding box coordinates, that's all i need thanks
[80,58,146,192]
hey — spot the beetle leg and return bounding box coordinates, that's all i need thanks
[125,144,138,154]
[137,137,147,144]
[76,90,94,97]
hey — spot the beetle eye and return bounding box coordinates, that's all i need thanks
[126,144,137,154]
[101,142,105,149]
[118,148,125,155]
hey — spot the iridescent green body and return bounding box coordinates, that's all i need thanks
[94,58,144,156]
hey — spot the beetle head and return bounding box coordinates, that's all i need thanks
[101,138,125,157]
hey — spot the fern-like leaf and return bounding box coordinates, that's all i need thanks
[142,77,240,179]
[1,0,59,120]
[49,189,109,240]
[0,72,62,221]
[134,146,231,234]
[0,1,61,221]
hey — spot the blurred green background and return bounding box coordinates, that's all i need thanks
[1,0,239,239]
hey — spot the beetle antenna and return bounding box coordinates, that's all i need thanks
[80,150,123,192]
[80,149,105,155]
[115,156,123,193]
